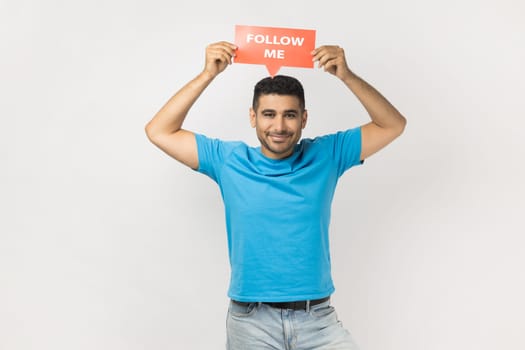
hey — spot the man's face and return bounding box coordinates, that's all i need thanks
[250,94,308,159]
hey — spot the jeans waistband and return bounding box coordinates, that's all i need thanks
[232,296,330,311]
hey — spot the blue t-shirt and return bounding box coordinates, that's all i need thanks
[195,127,363,302]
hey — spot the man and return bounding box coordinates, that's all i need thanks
[145,41,406,350]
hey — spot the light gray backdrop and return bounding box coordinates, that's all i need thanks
[1,0,524,349]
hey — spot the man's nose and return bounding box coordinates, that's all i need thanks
[274,115,286,131]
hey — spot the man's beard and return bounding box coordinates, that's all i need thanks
[258,132,296,158]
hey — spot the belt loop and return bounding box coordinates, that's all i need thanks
[306,300,311,312]
[257,302,262,309]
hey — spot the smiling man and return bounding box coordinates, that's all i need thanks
[250,81,307,159]
[145,41,406,350]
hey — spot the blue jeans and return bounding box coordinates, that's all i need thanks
[226,299,360,350]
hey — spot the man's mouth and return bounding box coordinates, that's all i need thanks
[268,133,291,142]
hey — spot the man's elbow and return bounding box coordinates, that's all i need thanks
[145,122,161,144]
[394,114,407,137]
[144,122,153,139]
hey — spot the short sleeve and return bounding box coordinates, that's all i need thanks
[194,133,223,182]
[195,133,241,182]
[331,127,363,176]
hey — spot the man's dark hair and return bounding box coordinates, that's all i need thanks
[252,75,305,111]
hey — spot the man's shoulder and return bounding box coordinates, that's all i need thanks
[299,130,345,145]
[195,133,251,158]
[195,133,247,147]
[301,127,361,144]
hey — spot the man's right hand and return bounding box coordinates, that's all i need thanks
[203,41,237,78]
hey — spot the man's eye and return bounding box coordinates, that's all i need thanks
[285,114,297,119]
[263,113,274,118]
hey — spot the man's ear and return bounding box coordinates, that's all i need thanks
[249,107,256,128]
[301,109,308,129]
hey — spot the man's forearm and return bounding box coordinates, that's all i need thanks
[341,71,406,131]
[145,71,215,138]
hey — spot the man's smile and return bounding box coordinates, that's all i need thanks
[268,133,292,142]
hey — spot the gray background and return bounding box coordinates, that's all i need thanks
[1,0,524,349]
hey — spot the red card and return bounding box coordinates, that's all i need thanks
[234,25,316,77]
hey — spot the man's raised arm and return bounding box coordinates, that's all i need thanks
[145,41,237,169]
[312,45,407,160]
